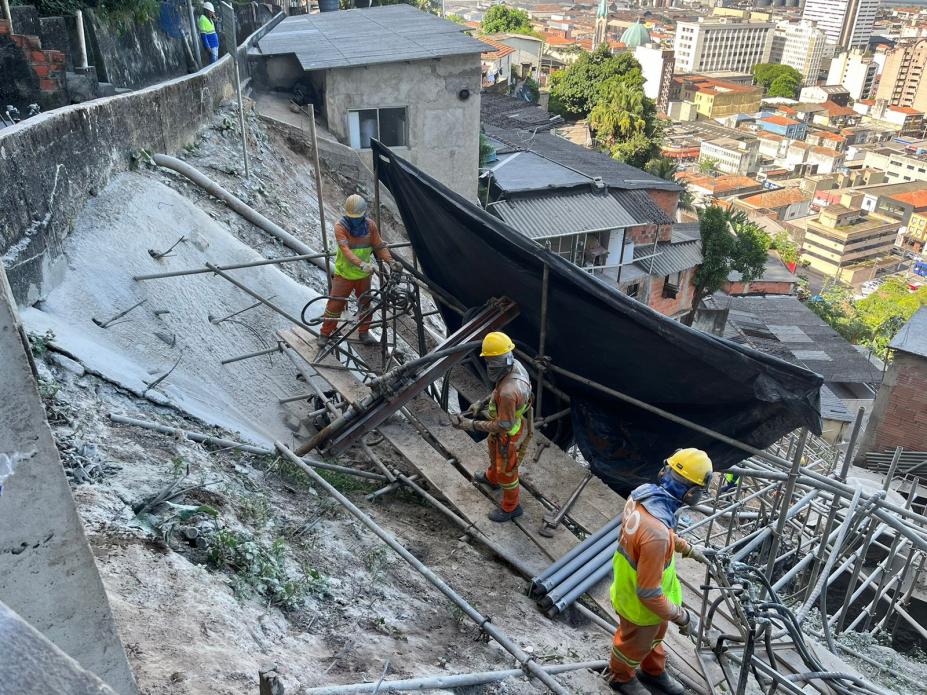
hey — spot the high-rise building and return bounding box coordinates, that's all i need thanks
[827,49,879,100]
[875,39,927,113]
[673,19,775,74]
[801,0,879,51]
[634,45,675,115]
[770,20,828,86]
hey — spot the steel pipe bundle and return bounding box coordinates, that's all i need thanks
[530,515,622,616]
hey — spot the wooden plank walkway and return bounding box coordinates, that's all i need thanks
[278,326,709,691]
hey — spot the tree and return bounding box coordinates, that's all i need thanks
[549,45,642,118]
[698,157,720,175]
[856,278,927,357]
[683,207,770,326]
[768,74,801,99]
[480,5,535,35]
[752,64,803,96]
[770,231,799,267]
[644,157,679,182]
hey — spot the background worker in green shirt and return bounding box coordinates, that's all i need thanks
[198,2,219,63]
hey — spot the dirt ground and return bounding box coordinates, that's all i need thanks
[26,104,613,695]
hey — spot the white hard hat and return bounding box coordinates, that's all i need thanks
[202,2,215,12]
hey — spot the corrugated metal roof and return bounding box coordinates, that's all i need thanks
[256,6,485,71]
[890,307,927,358]
[633,238,703,276]
[610,189,675,226]
[489,151,589,193]
[492,193,638,240]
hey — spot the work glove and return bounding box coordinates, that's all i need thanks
[449,414,476,431]
[360,261,377,275]
[684,545,711,565]
[674,608,699,638]
[389,259,403,274]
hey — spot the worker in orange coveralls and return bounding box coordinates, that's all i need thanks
[607,448,713,694]
[318,194,400,347]
[451,331,532,523]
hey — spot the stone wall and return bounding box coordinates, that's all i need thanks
[0,13,283,307]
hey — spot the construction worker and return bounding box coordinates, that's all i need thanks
[318,194,399,347]
[607,448,713,695]
[198,2,219,64]
[450,332,532,522]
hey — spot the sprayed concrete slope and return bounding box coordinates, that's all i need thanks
[21,172,326,446]
[0,269,137,694]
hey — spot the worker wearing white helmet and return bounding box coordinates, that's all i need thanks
[198,2,219,64]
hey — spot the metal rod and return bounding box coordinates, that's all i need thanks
[186,0,202,66]
[535,407,571,427]
[220,343,281,365]
[306,103,331,291]
[274,442,569,695]
[365,473,419,501]
[206,263,313,332]
[108,414,386,481]
[211,296,277,324]
[302,660,607,694]
[222,2,250,179]
[766,429,808,581]
[535,260,550,422]
[540,470,593,537]
[134,252,332,281]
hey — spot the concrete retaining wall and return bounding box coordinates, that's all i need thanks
[0,12,283,307]
[0,266,137,694]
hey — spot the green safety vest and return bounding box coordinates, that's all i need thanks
[334,245,373,280]
[198,14,216,34]
[487,397,530,436]
[610,546,683,626]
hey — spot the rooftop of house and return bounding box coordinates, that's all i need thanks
[719,294,884,384]
[890,307,927,359]
[680,173,761,195]
[480,37,516,60]
[818,85,851,95]
[889,188,927,208]
[491,190,638,239]
[542,33,576,45]
[888,104,924,116]
[481,98,680,193]
[255,6,486,71]
[811,130,846,143]
[739,187,810,209]
[819,101,857,118]
[675,76,761,96]
[761,115,801,127]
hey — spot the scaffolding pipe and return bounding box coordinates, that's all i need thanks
[274,442,569,695]
[530,514,622,594]
[302,660,607,694]
[108,415,386,481]
[540,541,618,609]
[134,252,332,281]
[152,155,327,271]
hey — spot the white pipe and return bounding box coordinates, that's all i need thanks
[75,10,88,69]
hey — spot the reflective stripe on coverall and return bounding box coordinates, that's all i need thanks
[482,360,531,512]
[320,218,392,337]
[609,496,691,683]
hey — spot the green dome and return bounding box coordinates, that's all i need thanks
[620,21,650,48]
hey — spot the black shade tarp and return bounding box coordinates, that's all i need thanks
[372,142,823,495]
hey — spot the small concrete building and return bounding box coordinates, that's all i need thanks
[252,6,485,200]
[858,308,927,456]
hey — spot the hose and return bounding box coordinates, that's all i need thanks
[152,154,327,271]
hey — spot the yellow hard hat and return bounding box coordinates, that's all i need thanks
[345,194,368,218]
[480,331,515,357]
[666,448,713,487]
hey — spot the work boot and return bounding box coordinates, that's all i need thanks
[474,471,500,490]
[638,670,686,695]
[316,334,331,347]
[608,676,651,694]
[488,505,523,523]
[351,332,379,346]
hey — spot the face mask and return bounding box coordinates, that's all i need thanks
[345,215,368,237]
[486,354,513,384]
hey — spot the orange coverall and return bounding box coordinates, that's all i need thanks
[610,500,691,684]
[320,218,392,338]
[471,361,532,512]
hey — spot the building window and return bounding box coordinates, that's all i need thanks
[663,271,682,298]
[348,107,408,149]
[626,283,640,298]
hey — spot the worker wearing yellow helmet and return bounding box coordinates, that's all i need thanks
[451,331,533,522]
[318,194,401,346]
[606,448,713,695]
